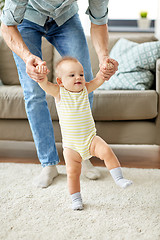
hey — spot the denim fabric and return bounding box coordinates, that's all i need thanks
[13,14,94,167]
[1,0,108,27]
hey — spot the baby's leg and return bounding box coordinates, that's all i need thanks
[90,136,132,189]
[63,148,83,210]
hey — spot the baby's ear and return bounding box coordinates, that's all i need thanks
[56,77,63,86]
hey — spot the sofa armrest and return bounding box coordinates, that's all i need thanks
[155,58,160,144]
[156,58,160,93]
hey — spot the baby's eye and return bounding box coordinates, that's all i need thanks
[69,74,75,77]
[80,74,84,77]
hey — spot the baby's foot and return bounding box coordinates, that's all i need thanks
[110,167,133,189]
[71,192,83,211]
[115,178,133,189]
[81,159,101,180]
[33,165,58,188]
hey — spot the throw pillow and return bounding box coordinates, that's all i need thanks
[98,38,160,90]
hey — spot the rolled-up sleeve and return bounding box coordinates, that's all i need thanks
[1,0,28,25]
[86,0,109,25]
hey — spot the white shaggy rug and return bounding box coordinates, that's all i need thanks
[0,163,160,240]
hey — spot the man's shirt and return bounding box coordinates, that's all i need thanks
[1,0,109,26]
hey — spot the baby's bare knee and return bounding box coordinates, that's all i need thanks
[66,164,81,179]
[99,145,113,160]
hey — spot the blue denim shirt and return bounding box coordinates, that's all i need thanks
[1,0,109,27]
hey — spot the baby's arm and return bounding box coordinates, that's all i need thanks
[86,62,114,94]
[36,64,60,98]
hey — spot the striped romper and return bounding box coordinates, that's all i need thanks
[56,86,96,160]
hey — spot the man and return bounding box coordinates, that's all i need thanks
[1,0,118,188]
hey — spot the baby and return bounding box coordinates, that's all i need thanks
[37,57,132,210]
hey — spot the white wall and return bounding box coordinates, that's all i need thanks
[108,0,158,19]
[155,0,160,39]
[78,1,90,35]
[78,0,158,36]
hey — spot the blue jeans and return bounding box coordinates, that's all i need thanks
[13,14,94,167]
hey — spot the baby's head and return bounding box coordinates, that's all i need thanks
[55,57,85,92]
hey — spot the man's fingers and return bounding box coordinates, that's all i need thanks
[98,57,119,82]
[36,64,48,73]
[100,57,119,71]
[26,55,50,82]
[110,59,119,71]
[100,68,116,80]
[26,66,46,81]
[100,67,115,75]
[100,62,115,71]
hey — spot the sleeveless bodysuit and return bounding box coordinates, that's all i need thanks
[56,86,96,160]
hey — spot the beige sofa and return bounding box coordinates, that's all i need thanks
[0,32,159,157]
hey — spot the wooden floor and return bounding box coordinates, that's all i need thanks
[0,141,160,169]
[1,155,160,169]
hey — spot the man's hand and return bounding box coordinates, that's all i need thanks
[26,55,50,82]
[99,57,118,81]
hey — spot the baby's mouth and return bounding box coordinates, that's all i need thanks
[75,81,82,85]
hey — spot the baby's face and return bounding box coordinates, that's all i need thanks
[58,60,86,92]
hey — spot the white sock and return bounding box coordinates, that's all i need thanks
[33,165,58,188]
[71,192,83,210]
[110,167,133,189]
[81,159,101,180]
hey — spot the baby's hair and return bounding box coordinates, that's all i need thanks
[55,56,79,77]
[56,56,79,68]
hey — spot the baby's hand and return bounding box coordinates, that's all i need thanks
[36,63,48,74]
[106,62,114,70]
[36,62,49,82]
[99,57,118,81]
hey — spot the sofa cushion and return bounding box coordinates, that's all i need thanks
[93,90,158,120]
[0,36,19,85]
[0,86,27,118]
[98,38,160,90]
[0,36,53,85]
[41,38,54,83]
[86,34,157,79]
[110,38,160,72]
[0,86,157,121]
[53,34,157,82]
[107,33,158,54]
[0,85,58,120]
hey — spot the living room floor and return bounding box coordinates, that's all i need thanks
[0,141,160,169]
